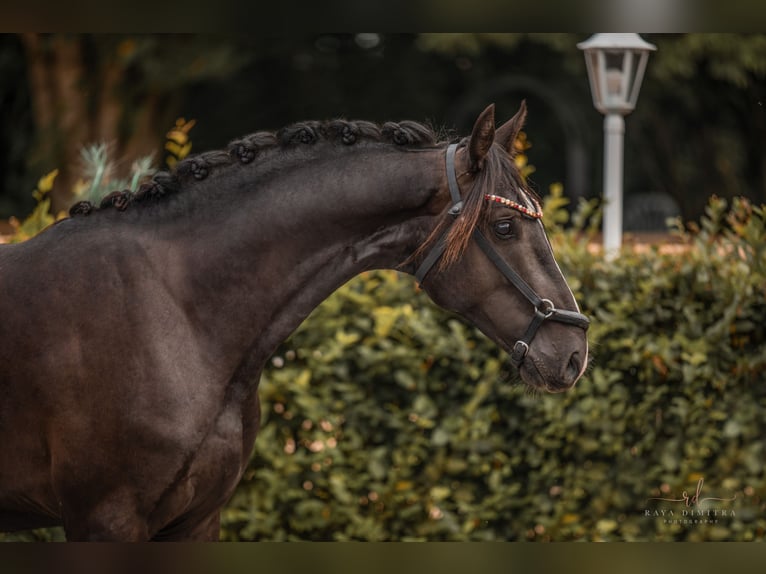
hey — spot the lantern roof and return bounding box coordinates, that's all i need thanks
[577,33,657,53]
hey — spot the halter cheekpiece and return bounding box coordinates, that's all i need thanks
[414,143,590,368]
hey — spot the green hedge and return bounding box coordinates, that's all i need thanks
[221,194,766,541]
[3,195,764,541]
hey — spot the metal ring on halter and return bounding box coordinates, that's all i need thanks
[539,298,555,318]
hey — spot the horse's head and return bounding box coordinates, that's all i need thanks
[415,103,589,393]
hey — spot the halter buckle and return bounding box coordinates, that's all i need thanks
[511,340,530,366]
[447,201,463,217]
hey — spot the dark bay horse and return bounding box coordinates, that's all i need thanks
[0,103,588,541]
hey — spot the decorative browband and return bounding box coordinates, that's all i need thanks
[484,194,543,219]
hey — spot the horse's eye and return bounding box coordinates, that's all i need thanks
[494,220,515,239]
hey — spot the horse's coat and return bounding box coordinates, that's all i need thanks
[0,104,588,540]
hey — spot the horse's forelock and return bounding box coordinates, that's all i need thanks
[410,145,524,271]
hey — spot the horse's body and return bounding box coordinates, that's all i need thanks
[0,104,588,540]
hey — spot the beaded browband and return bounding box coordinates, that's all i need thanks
[484,194,543,219]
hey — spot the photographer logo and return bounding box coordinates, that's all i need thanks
[644,477,737,526]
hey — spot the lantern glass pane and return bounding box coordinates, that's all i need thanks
[585,52,604,112]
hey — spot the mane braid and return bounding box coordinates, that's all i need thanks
[68,117,440,218]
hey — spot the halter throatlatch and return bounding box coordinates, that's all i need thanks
[414,143,590,367]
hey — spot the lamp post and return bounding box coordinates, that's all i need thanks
[577,33,656,258]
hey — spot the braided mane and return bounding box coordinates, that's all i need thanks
[69,118,442,217]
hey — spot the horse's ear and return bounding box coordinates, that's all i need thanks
[495,100,528,157]
[468,104,496,171]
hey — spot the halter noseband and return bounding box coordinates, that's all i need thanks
[414,143,590,367]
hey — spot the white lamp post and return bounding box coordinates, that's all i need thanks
[577,33,656,258]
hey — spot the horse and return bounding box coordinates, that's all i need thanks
[0,103,589,541]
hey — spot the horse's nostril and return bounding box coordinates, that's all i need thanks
[567,351,582,379]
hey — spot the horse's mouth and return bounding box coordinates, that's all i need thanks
[518,355,576,394]
[490,336,567,394]
[471,319,581,394]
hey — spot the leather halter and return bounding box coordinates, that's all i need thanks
[414,143,590,367]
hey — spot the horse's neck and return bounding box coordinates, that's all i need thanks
[170,147,444,374]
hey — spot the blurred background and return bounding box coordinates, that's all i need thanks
[1,33,765,228]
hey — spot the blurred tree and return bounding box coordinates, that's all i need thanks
[178,34,459,151]
[18,34,249,211]
[0,35,34,219]
[634,34,766,220]
[416,34,593,202]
